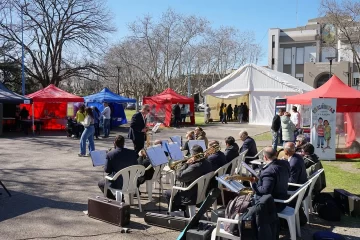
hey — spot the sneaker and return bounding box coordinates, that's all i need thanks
[78,154,85,157]
[86,153,91,157]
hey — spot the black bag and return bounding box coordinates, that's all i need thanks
[238,207,257,239]
[313,193,341,221]
[185,220,216,240]
[313,231,345,240]
[224,194,253,236]
[144,213,189,231]
[88,196,130,227]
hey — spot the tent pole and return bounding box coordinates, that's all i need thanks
[32,103,35,135]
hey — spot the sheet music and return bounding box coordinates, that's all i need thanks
[188,140,207,151]
[170,136,182,147]
[90,150,107,167]
[167,143,183,161]
[241,162,259,178]
[216,175,245,193]
[152,123,161,133]
[146,145,168,167]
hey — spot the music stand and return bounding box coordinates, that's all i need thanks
[0,180,11,197]
[146,145,169,212]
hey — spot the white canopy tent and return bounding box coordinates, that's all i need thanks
[203,63,314,125]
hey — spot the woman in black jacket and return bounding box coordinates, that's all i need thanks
[182,130,195,157]
[137,149,155,187]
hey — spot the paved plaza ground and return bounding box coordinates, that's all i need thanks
[1,122,359,239]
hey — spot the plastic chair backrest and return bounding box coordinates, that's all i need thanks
[193,171,214,204]
[235,150,248,174]
[214,161,232,177]
[151,164,166,181]
[293,180,311,213]
[307,168,324,196]
[112,165,146,192]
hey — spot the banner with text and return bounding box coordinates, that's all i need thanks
[310,98,337,160]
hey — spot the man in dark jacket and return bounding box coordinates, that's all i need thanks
[301,143,319,169]
[173,103,181,128]
[284,142,307,184]
[271,109,284,151]
[164,145,212,215]
[239,131,258,164]
[206,140,227,171]
[251,147,290,212]
[128,104,150,153]
[224,136,240,163]
[98,135,138,199]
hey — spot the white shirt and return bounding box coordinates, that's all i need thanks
[291,112,301,128]
[101,106,111,119]
[81,116,94,127]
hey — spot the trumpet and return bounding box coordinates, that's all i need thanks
[169,152,205,170]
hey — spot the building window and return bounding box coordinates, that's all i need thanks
[297,77,304,82]
[284,48,292,65]
[353,78,360,86]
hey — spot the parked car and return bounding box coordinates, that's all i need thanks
[126,103,136,110]
[197,103,206,112]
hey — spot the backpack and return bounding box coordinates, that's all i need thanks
[313,231,345,240]
[224,193,253,236]
[313,193,341,221]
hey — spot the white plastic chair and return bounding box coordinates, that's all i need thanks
[244,148,264,176]
[146,164,166,201]
[234,149,248,175]
[168,171,214,218]
[288,169,324,223]
[211,217,240,240]
[213,161,233,208]
[274,180,311,240]
[104,165,146,212]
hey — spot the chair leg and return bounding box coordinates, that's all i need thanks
[0,181,11,197]
[286,216,297,240]
[137,188,142,212]
[295,213,301,237]
[146,181,153,202]
[221,188,225,207]
[303,198,310,223]
[188,205,196,219]
[309,194,313,213]
[211,229,217,240]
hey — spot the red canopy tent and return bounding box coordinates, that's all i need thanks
[286,75,360,156]
[22,84,84,130]
[143,88,195,127]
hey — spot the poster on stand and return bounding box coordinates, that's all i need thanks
[310,98,337,160]
[274,98,287,115]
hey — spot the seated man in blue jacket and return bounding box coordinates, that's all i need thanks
[163,145,212,217]
[283,142,307,184]
[206,140,227,172]
[98,135,138,199]
[239,130,258,164]
[251,146,290,212]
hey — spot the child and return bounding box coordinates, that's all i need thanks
[316,117,325,148]
[324,120,331,149]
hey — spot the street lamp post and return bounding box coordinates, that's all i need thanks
[116,66,120,95]
[326,56,336,80]
[21,5,25,96]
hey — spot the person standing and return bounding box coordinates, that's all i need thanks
[92,106,101,140]
[79,107,95,157]
[243,102,249,122]
[233,105,238,121]
[128,104,150,153]
[221,104,227,124]
[204,104,211,124]
[226,104,233,122]
[281,112,296,145]
[271,109,284,151]
[238,103,244,123]
[172,103,181,128]
[101,102,111,138]
[219,103,224,122]
[19,107,30,134]
[291,106,301,139]
[74,105,86,138]
[180,104,187,124]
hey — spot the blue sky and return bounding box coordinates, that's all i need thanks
[107,0,321,66]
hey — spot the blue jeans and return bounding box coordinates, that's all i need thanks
[317,136,325,148]
[80,125,95,155]
[271,130,279,151]
[103,119,110,137]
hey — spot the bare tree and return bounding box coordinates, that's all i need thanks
[0,0,115,88]
[320,0,360,72]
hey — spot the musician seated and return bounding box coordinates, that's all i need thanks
[300,143,319,169]
[283,142,307,185]
[239,130,258,164]
[224,136,240,163]
[136,149,155,188]
[182,131,195,157]
[206,140,227,172]
[295,135,308,153]
[194,127,209,147]
[251,147,290,212]
[98,135,138,200]
[163,145,212,217]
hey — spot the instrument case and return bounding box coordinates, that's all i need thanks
[144,212,189,231]
[334,189,360,217]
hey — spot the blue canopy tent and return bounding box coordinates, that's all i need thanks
[83,88,136,126]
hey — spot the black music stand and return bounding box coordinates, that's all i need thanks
[0,180,11,197]
[146,146,169,212]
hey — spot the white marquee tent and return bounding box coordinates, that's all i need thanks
[203,63,314,125]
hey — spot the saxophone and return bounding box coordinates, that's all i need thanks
[145,127,151,148]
